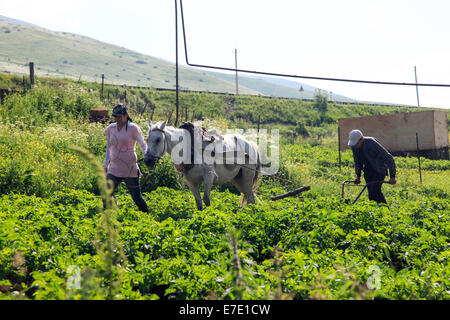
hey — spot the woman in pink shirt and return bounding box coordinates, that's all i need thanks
[104,104,148,213]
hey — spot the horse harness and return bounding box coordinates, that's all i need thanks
[149,127,168,162]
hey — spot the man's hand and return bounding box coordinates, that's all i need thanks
[354,177,361,184]
[388,177,397,185]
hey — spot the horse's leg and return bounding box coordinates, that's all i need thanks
[185,180,203,210]
[231,165,255,206]
[203,171,215,207]
[243,178,256,205]
[231,170,245,195]
[240,165,257,205]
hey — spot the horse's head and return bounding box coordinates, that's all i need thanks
[144,119,168,168]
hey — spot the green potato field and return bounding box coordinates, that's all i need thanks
[0,77,448,300]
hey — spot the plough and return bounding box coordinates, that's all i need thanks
[341,180,388,205]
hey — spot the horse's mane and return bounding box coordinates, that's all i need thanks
[177,122,198,172]
[179,121,206,135]
[176,122,218,172]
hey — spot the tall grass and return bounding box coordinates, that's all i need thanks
[0,84,102,127]
[69,146,126,299]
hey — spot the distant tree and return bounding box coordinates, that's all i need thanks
[314,91,328,113]
[294,120,309,138]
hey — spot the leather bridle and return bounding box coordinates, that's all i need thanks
[147,128,167,162]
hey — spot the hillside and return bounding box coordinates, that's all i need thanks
[0,15,360,101]
[0,15,258,94]
[206,71,357,103]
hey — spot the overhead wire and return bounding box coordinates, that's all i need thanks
[178,0,450,88]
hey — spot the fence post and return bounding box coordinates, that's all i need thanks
[416,132,422,185]
[101,74,104,100]
[338,126,341,170]
[29,62,35,88]
[257,114,261,133]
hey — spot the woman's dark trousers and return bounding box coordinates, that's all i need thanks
[106,174,149,213]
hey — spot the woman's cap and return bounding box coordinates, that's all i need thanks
[348,129,363,146]
[112,104,128,117]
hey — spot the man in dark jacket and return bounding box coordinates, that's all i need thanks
[348,129,396,204]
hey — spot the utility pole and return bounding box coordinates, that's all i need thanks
[414,66,420,107]
[175,0,179,126]
[235,49,239,95]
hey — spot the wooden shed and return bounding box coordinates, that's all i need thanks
[338,110,448,159]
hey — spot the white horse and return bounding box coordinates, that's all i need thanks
[143,120,261,210]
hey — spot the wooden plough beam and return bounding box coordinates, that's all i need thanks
[270,186,311,201]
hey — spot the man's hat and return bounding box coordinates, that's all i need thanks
[112,104,128,117]
[348,129,363,146]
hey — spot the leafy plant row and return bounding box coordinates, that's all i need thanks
[0,187,448,299]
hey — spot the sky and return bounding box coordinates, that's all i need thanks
[1,0,450,108]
